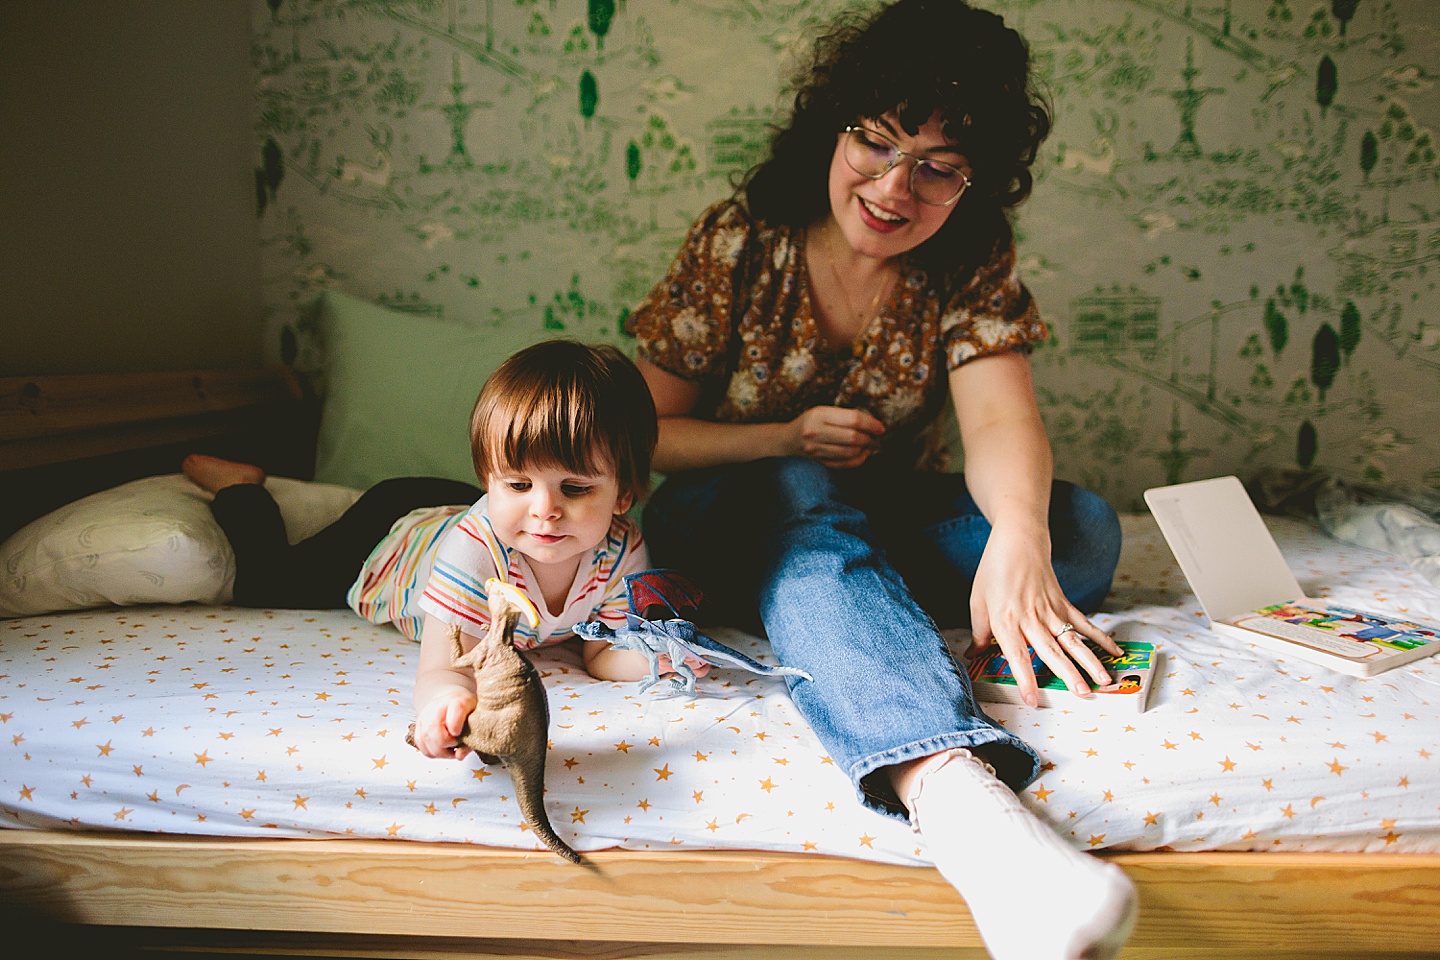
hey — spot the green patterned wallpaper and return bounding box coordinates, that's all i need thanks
[252,0,1439,508]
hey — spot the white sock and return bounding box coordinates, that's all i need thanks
[905,749,1138,960]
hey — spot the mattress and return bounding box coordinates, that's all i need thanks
[4,513,1438,862]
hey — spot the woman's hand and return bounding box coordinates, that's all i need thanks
[967,521,1121,708]
[412,690,478,759]
[786,405,885,468]
[947,352,1116,707]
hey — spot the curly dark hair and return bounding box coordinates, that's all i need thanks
[742,0,1051,274]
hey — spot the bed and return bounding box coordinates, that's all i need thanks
[3,365,1440,960]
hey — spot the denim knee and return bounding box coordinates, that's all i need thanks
[749,458,882,551]
[748,456,834,511]
[1052,481,1122,614]
[643,458,857,627]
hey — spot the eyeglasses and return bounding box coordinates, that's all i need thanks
[842,126,973,206]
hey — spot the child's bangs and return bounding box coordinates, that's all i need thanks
[485,385,609,479]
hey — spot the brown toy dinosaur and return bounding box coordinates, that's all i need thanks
[406,578,580,863]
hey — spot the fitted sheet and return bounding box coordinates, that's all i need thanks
[3,514,1438,863]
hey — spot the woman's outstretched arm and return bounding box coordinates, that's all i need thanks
[951,350,1120,705]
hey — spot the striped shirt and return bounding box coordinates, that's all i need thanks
[346,504,469,641]
[347,495,647,646]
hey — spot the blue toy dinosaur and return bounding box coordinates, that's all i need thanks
[572,569,812,694]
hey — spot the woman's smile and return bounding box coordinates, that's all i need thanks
[857,195,908,231]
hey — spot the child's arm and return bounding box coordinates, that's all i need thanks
[582,639,650,681]
[582,635,711,683]
[581,534,709,683]
[412,613,481,759]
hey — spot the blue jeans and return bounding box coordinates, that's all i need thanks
[642,456,1122,820]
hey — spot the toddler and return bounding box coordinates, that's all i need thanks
[183,340,689,761]
[406,338,708,758]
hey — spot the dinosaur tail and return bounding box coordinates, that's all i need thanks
[753,663,813,680]
[507,759,581,864]
[685,630,814,682]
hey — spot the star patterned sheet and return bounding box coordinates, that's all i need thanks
[3,514,1438,864]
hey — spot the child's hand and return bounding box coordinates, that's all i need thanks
[412,690,478,759]
[658,653,711,680]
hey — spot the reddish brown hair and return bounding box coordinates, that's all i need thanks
[470,339,658,502]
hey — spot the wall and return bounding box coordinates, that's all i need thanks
[252,0,1439,508]
[1,0,262,376]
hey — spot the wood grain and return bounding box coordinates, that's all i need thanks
[3,832,1438,957]
[0,369,298,469]
[18,926,1440,960]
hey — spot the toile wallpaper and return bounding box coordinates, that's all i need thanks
[252,0,1439,509]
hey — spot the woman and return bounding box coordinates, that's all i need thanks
[628,2,1135,958]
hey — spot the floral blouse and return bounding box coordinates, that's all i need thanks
[628,200,1048,469]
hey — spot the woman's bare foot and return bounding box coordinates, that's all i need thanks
[182,454,266,494]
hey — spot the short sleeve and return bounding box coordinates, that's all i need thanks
[417,513,503,633]
[939,238,1049,369]
[590,520,650,627]
[627,201,754,382]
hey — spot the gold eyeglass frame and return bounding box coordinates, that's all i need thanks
[842,126,973,206]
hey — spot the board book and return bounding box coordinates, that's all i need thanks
[966,638,1157,712]
[1144,475,1440,678]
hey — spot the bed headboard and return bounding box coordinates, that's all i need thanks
[0,368,316,540]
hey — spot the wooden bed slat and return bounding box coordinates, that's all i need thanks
[61,932,1440,960]
[4,832,1439,956]
[0,370,298,441]
[73,929,976,960]
[0,834,973,948]
[0,369,299,471]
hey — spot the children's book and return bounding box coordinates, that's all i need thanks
[966,639,1157,712]
[1144,475,1440,678]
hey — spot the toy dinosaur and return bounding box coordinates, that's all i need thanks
[406,579,580,864]
[575,614,813,693]
[573,569,811,695]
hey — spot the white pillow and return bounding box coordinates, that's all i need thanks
[0,474,361,618]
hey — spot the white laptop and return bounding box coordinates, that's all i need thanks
[1144,475,1440,677]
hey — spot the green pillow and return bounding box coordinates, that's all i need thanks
[313,290,518,490]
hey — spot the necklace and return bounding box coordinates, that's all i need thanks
[816,224,896,357]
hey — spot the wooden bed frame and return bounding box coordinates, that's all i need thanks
[3,369,1439,959]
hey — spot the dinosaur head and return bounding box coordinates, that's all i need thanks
[572,620,614,642]
[485,578,540,637]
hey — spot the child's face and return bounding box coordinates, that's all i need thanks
[485,461,633,576]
